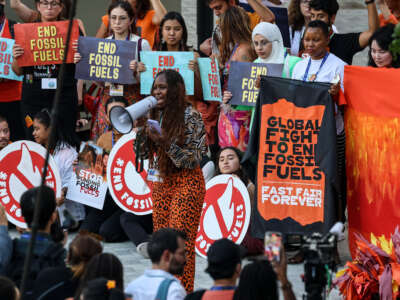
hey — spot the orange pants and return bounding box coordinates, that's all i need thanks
[152,167,205,293]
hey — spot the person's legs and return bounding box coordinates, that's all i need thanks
[168,168,205,293]
[152,181,173,232]
[99,209,127,242]
[120,212,153,246]
[80,193,117,234]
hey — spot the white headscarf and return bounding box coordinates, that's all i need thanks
[252,22,285,64]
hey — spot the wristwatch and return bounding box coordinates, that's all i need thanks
[365,0,375,4]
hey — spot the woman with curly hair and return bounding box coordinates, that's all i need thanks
[218,6,256,152]
[136,69,207,292]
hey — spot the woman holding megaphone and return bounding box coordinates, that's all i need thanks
[135,69,207,293]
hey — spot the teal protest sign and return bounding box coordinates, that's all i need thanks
[0,38,23,81]
[198,57,221,102]
[228,61,283,106]
[140,51,194,95]
[75,36,136,84]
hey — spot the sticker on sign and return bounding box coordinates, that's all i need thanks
[0,141,61,228]
[107,133,153,215]
[195,174,251,258]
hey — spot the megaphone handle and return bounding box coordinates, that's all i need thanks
[133,138,144,173]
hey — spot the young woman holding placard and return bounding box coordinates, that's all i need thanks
[75,1,151,141]
[11,0,85,140]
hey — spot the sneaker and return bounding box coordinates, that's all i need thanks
[137,242,149,259]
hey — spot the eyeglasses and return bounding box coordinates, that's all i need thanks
[39,1,61,8]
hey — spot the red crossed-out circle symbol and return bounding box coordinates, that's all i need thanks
[195,175,251,258]
[107,133,153,215]
[0,141,61,228]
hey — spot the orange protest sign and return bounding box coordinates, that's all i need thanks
[14,20,79,67]
[257,98,326,226]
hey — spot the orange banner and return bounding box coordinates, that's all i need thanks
[341,66,400,256]
[14,20,79,67]
[257,98,326,226]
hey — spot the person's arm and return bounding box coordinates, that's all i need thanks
[358,1,379,48]
[247,0,275,23]
[12,44,24,76]
[189,52,204,101]
[77,19,87,36]
[10,0,38,22]
[148,109,206,169]
[0,205,12,274]
[96,22,108,39]
[377,0,391,20]
[235,44,255,63]
[273,248,296,300]
[150,0,167,26]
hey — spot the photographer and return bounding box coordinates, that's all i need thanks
[233,248,295,300]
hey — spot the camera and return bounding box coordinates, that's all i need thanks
[301,233,337,300]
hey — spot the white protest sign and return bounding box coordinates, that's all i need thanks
[195,175,251,258]
[66,142,107,210]
[107,133,153,215]
[0,141,61,228]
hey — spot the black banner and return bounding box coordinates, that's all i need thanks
[242,76,338,236]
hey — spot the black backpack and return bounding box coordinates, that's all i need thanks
[6,239,66,299]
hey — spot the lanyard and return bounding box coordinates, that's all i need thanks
[224,43,239,70]
[210,286,236,291]
[112,130,115,147]
[302,52,329,82]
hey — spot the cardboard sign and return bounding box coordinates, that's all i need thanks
[195,175,251,258]
[0,38,23,81]
[0,141,61,228]
[66,142,107,210]
[140,51,194,95]
[75,37,136,84]
[107,133,153,215]
[228,61,283,106]
[198,57,222,101]
[242,76,337,236]
[14,20,79,67]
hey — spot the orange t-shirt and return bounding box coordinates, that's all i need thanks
[102,10,157,48]
[247,11,261,30]
[379,13,399,26]
[0,19,22,102]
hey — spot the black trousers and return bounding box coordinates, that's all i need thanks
[0,101,25,141]
[120,212,153,246]
[80,192,127,243]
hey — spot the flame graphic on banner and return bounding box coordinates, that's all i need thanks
[346,107,400,255]
[203,177,235,239]
[9,143,41,203]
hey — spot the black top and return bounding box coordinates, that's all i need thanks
[33,267,79,300]
[329,32,363,65]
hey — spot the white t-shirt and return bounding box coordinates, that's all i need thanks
[292,52,346,134]
[125,269,186,300]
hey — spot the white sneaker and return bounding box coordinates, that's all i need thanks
[137,242,149,259]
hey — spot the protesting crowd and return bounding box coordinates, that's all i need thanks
[0,0,399,299]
